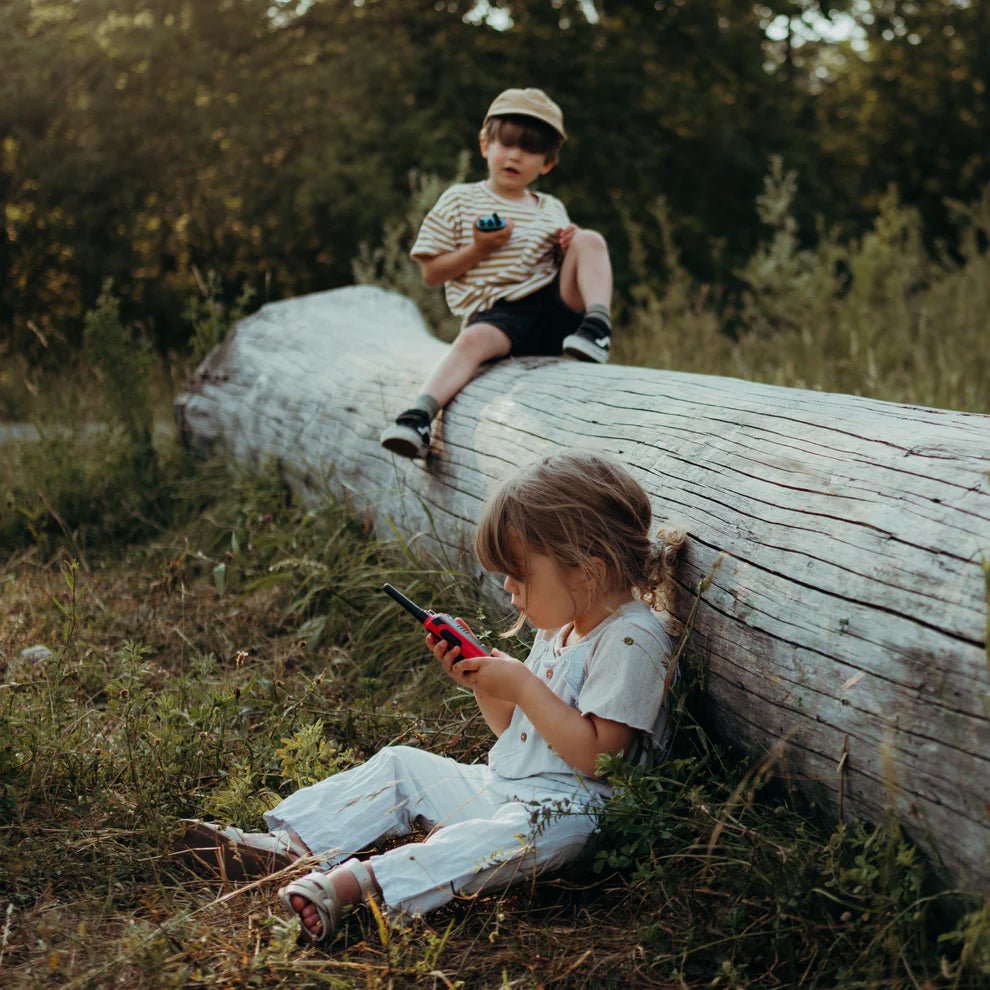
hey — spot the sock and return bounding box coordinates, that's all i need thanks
[410,394,440,421]
[583,303,612,335]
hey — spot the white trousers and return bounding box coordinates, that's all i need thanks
[264,745,603,917]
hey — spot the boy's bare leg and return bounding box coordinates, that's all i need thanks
[418,322,511,408]
[558,229,612,312]
[381,322,511,457]
[288,861,382,938]
[558,229,613,363]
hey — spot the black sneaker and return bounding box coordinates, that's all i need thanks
[380,409,431,459]
[563,321,611,363]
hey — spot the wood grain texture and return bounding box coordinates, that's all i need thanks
[175,285,990,893]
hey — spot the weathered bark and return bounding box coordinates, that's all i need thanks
[175,285,990,894]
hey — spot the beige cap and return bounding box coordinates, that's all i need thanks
[484,88,566,141]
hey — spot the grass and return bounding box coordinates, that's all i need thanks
[2,448,989,989]
[1,171,989,986]
[612,174,990,415]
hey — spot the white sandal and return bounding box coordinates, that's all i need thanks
[173,819,307,881]
[278,858,377,944]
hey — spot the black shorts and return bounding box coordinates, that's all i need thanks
[465,274,583,357]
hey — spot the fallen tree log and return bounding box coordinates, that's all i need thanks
[175,285,990,894]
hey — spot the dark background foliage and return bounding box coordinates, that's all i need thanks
[2,0,987,362]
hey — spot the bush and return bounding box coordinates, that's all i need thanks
[620,163,990,413]
[0,283,179,555]
[351,155,468,344]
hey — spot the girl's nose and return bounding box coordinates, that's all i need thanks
[502,574,516,593]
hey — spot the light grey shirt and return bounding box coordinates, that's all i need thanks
[487,601,675,790]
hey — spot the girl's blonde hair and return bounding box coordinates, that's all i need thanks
[475,451,684,619]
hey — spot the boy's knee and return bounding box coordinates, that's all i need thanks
[453,323,510,359]
[571,229,608,254]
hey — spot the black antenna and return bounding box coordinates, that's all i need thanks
[382,583,429,622]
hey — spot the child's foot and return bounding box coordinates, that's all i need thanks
[563,317,611,363]
[171,819,304,880]
[288,888,335,939]
[379,409,431,459]
[279,859,379,943]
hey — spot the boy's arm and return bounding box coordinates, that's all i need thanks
[416,243,486,287]
[415,220,514,286]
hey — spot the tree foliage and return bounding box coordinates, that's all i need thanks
[1,0,987,361]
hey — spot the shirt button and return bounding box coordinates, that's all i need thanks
[545,668,553,679]
[520,731,527,742]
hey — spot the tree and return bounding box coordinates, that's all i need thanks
[3,0,986,362]
[817,0,990,246]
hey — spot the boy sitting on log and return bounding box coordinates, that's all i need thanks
[380,87,615,460]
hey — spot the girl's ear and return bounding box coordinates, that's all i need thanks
[581,555,607,592]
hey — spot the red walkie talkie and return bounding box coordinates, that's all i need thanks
[382,584,489,661]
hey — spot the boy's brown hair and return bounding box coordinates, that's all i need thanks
[479,114,565,165]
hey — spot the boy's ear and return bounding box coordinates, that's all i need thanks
[479,136,489,156]
[539,158,556,176]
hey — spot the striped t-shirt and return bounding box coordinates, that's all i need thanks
[410,181,571,318]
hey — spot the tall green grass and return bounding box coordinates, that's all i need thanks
[627,166,990,413]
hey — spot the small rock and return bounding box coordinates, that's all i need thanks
[19,645,54,664]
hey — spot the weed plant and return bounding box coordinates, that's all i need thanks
[0,278,259,558]
[629,167,990,413]
[185,267,259,366]
[0,284,178,557]
[351,153,469,345]
[2,454,988,988]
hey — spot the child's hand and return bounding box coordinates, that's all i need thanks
[425,618,484,680]
[453,653,528,701]
[557,224,579,253]
[472,217,513,257]
[426,621,524,697]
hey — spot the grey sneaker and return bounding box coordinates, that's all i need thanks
[380,410,431,459]
[563,321,611,363]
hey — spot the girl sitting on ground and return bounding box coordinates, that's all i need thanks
[175,450,683,943]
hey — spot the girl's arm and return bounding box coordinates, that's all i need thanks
[457,657,634,777]
[514,673,634,777]
[472,675,516,737]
